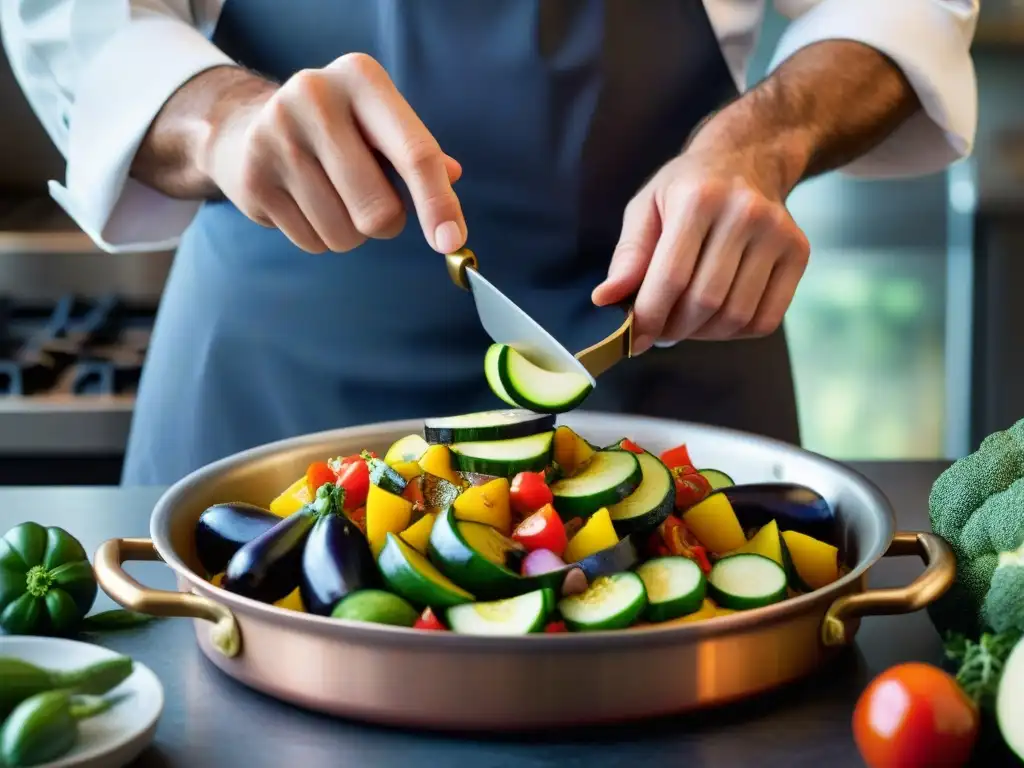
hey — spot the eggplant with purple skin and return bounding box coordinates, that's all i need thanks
[195,502,280,576]
[221,502,318,604]
[299,484,380,615]
[714,483,834,541]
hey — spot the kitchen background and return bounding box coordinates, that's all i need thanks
[0,6,1022,485]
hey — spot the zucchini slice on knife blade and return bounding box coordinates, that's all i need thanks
[485,343,593,414]
[424,409,555,444]
[551,450,642,519]
[449,431,554,477]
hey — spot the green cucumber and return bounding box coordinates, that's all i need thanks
[484,343,520,407]
[449,431,554,477]
[367,457,407,495]
[383,434,430,464]
[698,469,735,490]
[550,449,642,518]
[377,533,475,608]
[424,409,555,444]
[707,553,788,611]
[330,589,419,626]
[446,588,555,636]
[635,556,706,622]
[606,451,674,535]
[490,343,594,414]
[558,571,648,631]
[427,508,525,598]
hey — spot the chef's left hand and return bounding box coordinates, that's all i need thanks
[592,133,811,354]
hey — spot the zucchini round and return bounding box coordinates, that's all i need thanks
[446,588,555,636]
[551,449,642,518]
[383,434,430,464]
[707,553,788,611]
[698,468,735,490]
[449,431,554,477]
[493,344,594,414]
[635,556,706,622]
[558,572,648,631]
[424,409,555,444]
[606,451,674,535]
[377,533,475,609]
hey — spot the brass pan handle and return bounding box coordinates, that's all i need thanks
[94,538,241,658]
[821,530,956,647]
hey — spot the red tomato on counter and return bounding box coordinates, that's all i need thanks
[510,471,553,517]
[512,504,568,557]
[853,663,979,768]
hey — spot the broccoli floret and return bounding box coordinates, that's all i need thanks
[928,418,1024,638]
[984,542,1024,635]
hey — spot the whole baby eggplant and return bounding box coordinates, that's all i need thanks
[715,483,834,541]
[221,504,316,604]
[300,485,380,615]
[195,502,280,576]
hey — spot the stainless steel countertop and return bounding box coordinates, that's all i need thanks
[0,461,1015,766]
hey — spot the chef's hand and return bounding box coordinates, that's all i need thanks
[201,54,467,255]
[591,127,811,354]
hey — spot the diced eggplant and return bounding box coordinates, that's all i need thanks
[575,535,641,582]
[194,502,280,576]
[222,505,317,604]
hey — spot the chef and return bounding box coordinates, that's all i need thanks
[2,1,978,485]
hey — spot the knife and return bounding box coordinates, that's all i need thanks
[445,248,634,382]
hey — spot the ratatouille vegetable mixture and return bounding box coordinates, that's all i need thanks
[194,409,844,635]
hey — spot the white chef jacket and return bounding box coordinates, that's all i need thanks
[1,0,979,255]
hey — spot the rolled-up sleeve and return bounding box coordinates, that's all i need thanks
[771,0,979,179]
[0,0,235,252]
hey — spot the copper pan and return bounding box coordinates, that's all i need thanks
[94,412,954,730]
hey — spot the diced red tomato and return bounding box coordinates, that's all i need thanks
[510,471,554,518]
[413,607,447,631]
[660,443,693,470]
[618,438,645,454]
[654,515,712,574]
[305,462,336,496]
[544,621,568,633]
[512,504,568,557]
[402,476,425,507]
[334,458,370,509]
[347,506,367,533]
[672,465,712,510]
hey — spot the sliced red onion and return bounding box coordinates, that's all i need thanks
[521,548,566,577]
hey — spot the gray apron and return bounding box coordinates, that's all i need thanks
[122,0,800,486]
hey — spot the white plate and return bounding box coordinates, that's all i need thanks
[0,636,163,768]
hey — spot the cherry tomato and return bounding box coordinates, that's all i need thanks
[544,620,568,633]
[660,443,693,470]
[512,504,569,557]
[672,465,712,510]
[618,438,645,454]
[853,662,979,768]
[334,458,370,509]
[305,462,336,496]
[413,607,446,631]
[510,471,554,518]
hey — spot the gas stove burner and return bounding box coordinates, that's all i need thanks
[0,293,155,397]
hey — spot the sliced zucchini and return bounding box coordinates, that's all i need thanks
[491,343,594,414]
[558,571,648,631]
[377,533,474,608]
[607,451,674,536]
[707,553,788,611]
[367,457,407,496]
[484,342,520,408]
[698,469,735,490]
[449,431,554,477]
[551,449,642,518]
[446,588,555,636]
[384,434,429,465]
[424,409,555,444]
[635,557,706,622]
[427,508,525,599]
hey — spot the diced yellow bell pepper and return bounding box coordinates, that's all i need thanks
[553,426,595,477]
[418,444,462,486]
[564,508,619,562]
[391,460,424,482]
[400,513,436,554]
[209,573,305,612]
[682,493,747,554]
[781,530,840,590]
[269,476,312,518]
[366,484,413,556]
[728,519,784,567]
[452,477,511,534]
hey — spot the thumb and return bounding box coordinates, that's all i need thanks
[592,194,661,307]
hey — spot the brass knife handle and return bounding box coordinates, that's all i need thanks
[446,248,478,291]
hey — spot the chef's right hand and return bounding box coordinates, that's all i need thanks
[201,54,467,255]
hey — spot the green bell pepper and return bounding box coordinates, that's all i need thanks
[0,522,98,636]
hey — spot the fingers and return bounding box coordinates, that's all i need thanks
[332,54,467,253]
[630,183,719,351]
[592,191,661,308]
[283,151,366,253]
[740,249,808,339]
[260,187,329,254]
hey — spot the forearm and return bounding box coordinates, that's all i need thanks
[131,65,277,199]
[691,39,921,198]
